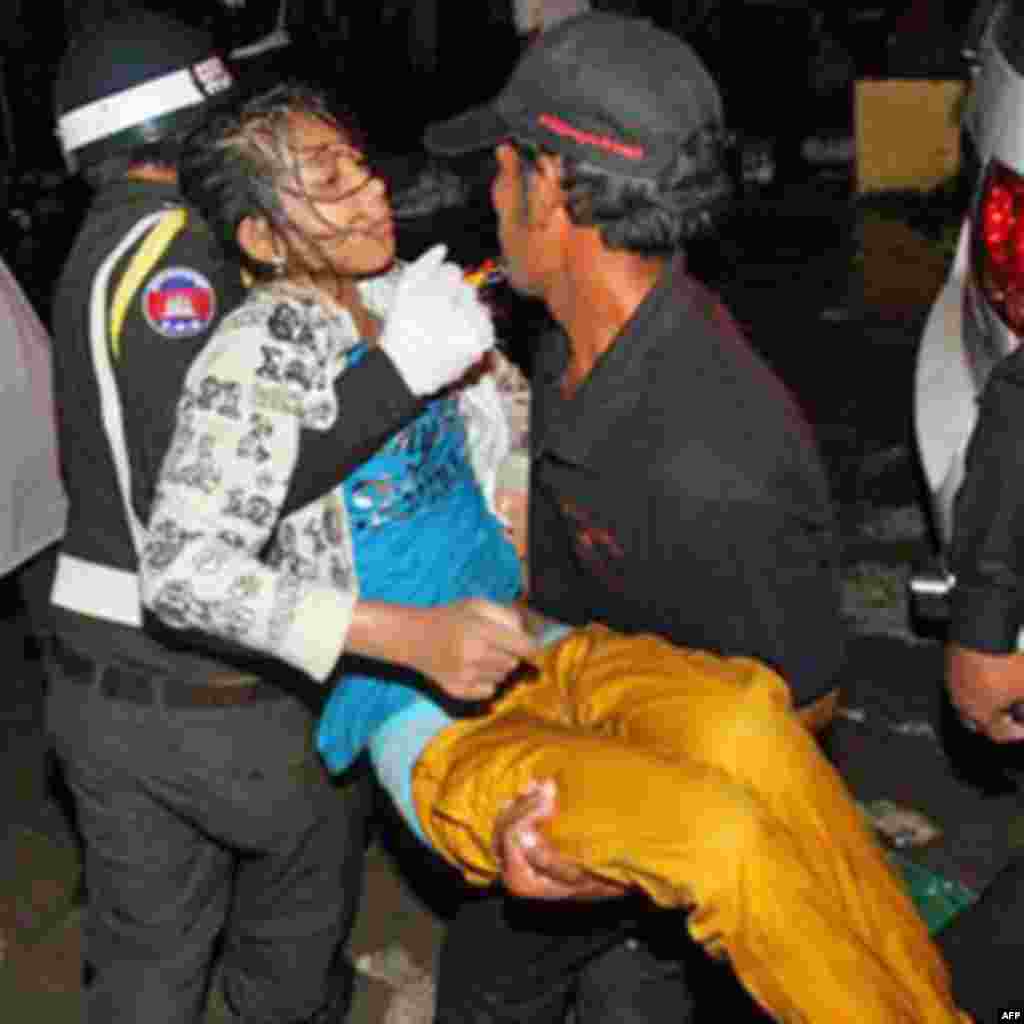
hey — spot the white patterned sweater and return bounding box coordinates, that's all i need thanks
[139,265,529,684]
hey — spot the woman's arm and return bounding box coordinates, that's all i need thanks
[141,296,535,694]
[139,296,360,681]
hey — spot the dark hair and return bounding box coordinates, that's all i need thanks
[178,81,361,281]
[81,128,194,189]
[512,125,733,254]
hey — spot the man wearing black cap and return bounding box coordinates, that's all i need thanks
[425,12,846,1021]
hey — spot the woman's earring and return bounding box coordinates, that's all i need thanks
[270,253,286,276]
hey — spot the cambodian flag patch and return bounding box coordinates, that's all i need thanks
[142,267,216,338]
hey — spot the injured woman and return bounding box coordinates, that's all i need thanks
[324,615,970,1024]
[314,405,970,1023]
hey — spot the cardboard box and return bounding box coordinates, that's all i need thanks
[855,79,966,193]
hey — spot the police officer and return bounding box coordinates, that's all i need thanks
[47,11,522,1020]
[45,11,387,1023]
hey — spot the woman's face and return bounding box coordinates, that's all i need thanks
[276,110,395,279]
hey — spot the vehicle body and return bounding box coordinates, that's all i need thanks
[914,0,1024,552]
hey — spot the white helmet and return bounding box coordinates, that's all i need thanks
[54,9,235,173]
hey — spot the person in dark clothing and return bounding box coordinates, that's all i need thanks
[946,341,1024,744]
[940,339,1024,1024]
[424,12,848,1022]
[46,12,368,1023]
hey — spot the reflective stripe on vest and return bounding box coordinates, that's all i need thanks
[52,208,189,626]
[109,207,188,358]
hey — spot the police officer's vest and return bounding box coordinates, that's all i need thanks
[50,208,190,627]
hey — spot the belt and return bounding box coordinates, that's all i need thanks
[52,639,283,709]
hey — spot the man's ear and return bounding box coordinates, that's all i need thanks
[236,215,279,266]
[531,153,568,227]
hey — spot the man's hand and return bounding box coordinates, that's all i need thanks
[348,598,535,702]
[947,643,1024,743]
[493,779,629,901]
[414,599,536,702]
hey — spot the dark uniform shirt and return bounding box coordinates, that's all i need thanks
[529,255,845,705]
[51,178,422,675]
[52,180,245,578]
[949,344,1024,653]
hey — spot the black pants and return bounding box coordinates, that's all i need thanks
[434,891,698,1024]
[434,886,780,1023]
[46,638,371,1024]
[17,541,58,654]
[938,855,1024,1021]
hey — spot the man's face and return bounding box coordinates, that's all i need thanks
[490,143,541,296]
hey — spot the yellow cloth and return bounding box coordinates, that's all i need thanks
[412,625,969,1024]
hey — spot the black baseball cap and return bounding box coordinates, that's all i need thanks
[424,12,724,181]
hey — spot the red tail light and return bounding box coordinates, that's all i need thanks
[978,160,1024,333]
